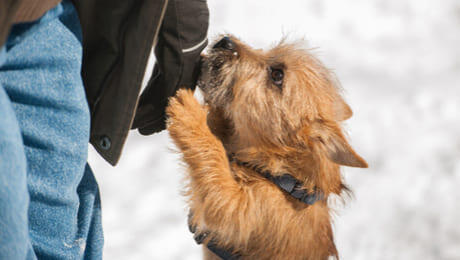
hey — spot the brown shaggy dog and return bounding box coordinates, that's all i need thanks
[166,36,367,260]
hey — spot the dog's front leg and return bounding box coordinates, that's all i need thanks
[166,89,236,187]
[166,90,244,230]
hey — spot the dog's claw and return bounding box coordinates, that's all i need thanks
[188,211,197,233]
[194,231,210,244]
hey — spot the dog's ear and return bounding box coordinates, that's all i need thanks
[333,96,352,121]
[308,121,368,168]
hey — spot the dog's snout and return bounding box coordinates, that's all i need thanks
[213,36,235,51]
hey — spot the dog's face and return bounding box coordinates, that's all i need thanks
[199,36,367,168]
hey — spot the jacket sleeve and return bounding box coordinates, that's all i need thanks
[131,0,209,135]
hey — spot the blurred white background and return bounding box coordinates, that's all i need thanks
[88,0,460,259]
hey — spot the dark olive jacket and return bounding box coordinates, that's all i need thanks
[0,0,209,165]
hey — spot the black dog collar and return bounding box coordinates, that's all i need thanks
[230,155,324,205]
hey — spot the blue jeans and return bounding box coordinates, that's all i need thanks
[0,1,103,259]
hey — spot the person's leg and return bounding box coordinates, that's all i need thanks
[78,164,104,259]
[0,82,35,260]
[0,1,103,258]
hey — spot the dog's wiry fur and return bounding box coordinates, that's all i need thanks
[166,36,368,260]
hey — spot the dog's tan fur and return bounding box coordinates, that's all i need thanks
[166,36,367,260]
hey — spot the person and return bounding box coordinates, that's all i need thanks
[0,0,209,258]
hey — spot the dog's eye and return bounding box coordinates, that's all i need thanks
[270,68,284,88]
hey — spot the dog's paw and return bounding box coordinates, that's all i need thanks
[166,89,208,132]
[188,211,213,244]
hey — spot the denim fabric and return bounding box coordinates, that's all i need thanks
[0,1,103,259]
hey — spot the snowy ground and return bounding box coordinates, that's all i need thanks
[88,0,460,259]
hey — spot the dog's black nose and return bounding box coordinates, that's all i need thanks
[213,36,235,50]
